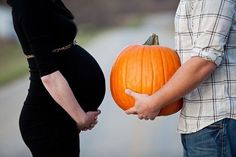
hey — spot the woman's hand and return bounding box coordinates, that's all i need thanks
[125,89,160,120]
[76,110,101,131]
[41,71,102,132]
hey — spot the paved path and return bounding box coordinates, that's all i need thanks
[0,12,182,157]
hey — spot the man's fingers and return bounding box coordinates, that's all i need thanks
[138,114,157,120]
[125,89,149,98]
[150,116,156,120]
[125,107,137,115]
[138,114,144,120]
[125,89,139,99]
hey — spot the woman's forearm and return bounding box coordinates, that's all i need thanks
[151,57,217,110]
[41,71,86,123]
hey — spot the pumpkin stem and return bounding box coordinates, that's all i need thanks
[143,33,160,45]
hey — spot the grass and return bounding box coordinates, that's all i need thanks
[0,41,28,87]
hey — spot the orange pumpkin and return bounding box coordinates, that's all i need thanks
[110,34,183,116]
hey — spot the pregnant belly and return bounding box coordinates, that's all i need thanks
[55,45,106,112]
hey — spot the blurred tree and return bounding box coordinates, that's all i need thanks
[1,0,178,29]
[64,0,179,28]
[0,0,6,5]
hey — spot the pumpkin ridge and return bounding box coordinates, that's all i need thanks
[110,34,183,115]
[124,47,130,106]
[141,46,145,93]
[164,48,171,82]
[150,47,155,94]
[159,47,166,84]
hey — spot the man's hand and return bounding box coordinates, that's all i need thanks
[125,89,160,120]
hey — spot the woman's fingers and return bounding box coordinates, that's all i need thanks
[79,110,101,131]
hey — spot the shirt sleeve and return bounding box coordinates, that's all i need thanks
[191,0,236,66]
[19,0,58,76]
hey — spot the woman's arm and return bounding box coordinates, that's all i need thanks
[41,70,100,130]
[125,57,216,120]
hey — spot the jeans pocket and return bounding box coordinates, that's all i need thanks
[181,120,226,157]
[207,120,224,128]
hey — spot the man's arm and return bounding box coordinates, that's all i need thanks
[125,57,216,119]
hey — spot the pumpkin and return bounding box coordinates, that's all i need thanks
[110,34,183,116]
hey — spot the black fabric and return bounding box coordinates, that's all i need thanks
[7,0,106,156]
[26,45,106,112]
[19,86,80,157]
[6,0,15,7]
[9,0,77,76]
[20,45,106,156]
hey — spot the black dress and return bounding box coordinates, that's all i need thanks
[7,0,105,156]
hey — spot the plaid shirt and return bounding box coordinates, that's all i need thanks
[175,0,236,133]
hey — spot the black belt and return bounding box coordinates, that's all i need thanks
[26,41,76,59]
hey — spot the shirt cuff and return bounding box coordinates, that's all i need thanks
[191,48,224,66]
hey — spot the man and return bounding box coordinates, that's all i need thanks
[125,0,236,156]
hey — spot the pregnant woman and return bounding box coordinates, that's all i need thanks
[7,0,105,156]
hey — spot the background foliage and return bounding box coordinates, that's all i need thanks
[0,0,178,86]
[64,0,178,28]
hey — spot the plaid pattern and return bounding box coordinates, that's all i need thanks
[175,0,236,133]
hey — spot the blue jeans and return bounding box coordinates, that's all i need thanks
[181,118,236,157]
